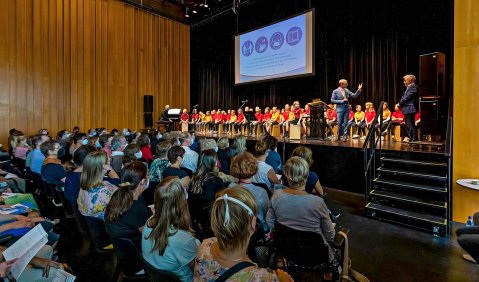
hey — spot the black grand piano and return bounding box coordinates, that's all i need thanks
[156,108,181,132]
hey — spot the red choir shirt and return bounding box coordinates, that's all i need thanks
[192,113,199,122]
[282,110,291,121]
[293,108,303,119]
[392,110,404,122]
[365,110,376,123]
[236,113,245,123]
[215,113,223,122]
[180,113,189,122]
[263,112,272,121]
[225,114,231,122]
[211,113,217,121]
[415,112,421,122]
[254,113,263,123]
[326,110,337,121]
[305,107,311,115]
[348,110,354,121]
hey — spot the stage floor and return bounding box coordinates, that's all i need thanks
[195,132,446,154]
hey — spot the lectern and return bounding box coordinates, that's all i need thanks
[308,99,328,140]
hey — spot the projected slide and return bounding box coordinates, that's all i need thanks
[235,10,314,85]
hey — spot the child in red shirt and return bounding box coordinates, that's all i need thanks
[388,104,405,142]
[360,102,376,140]
[180,109,190,123]
[234,109,246,135]
[326,104,337,138]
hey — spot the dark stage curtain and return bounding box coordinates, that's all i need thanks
[191,0,451,111]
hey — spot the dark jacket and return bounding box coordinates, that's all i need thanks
[398,84,419,114]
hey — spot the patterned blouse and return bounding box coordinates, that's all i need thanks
[77,181,118,220]
[194,238,279,282]
[149,158,170,182]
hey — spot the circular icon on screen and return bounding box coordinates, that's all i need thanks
[270,32,284,50]
[255,36,268,53]
[242,40,254,57]
[286,26,303,46]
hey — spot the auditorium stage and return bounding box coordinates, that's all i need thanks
[195,132,446,194]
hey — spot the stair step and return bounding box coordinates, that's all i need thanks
[377,167,446,182]
[366,202,446,226]
[374,178,447,193]
[380,157,447,167]
[370,189,446,209]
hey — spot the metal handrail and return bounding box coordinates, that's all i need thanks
[362,101,385,203]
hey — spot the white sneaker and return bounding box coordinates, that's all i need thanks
[360,136,366,140]
[391,135,396,142]
[402,137,410,143]
[353,134,359,139]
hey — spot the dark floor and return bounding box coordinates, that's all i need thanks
[57,187,478,282]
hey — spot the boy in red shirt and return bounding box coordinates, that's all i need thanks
[180,109,190,124]
[387,104,405,142]
[191,108,199,132]
[262,107,272,134]
[326,104,337,138]
[251,107,263,135]
[234,109,246,135]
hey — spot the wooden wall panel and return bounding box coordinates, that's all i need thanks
[453,0,479,222]
[0,0,190,146]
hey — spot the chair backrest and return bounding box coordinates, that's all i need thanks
[113,237,145,276]
[274,221,329,267]
[83,215,113,252]
[141,256,181,282]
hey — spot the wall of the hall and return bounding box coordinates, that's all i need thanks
[453,0,479,222]
[0,0,190,145]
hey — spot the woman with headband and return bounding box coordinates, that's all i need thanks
[194,187,293,282]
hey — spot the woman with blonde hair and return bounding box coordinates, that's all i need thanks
[142,177,199,282]
[77,150,119,219]
[233,135,247,154]
[194,187,293,282]
[291,146,324,195]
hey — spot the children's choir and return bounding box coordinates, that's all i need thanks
[179,101,420,142]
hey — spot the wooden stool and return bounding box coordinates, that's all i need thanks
[256,124,263,136]
[333,125,338,137]
[218,123,223,135]
[181,123,188,132]
[290,124,301,139]
[271,124,281,137]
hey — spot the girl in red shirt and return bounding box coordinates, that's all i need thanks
[234,109,246,135]
[388,104,405,142]
[262,107,272,134]
[360,102,376,140]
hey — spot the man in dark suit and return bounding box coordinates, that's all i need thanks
[396,74,419,142]
[331,79,363,141]
[160,104,172,131]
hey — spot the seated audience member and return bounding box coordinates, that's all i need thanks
[77,151,119,220]
[149,141,171,187]
[30,134,50,174]
[216,137,230,172]
[456,212,479,264]
[179,132,199,174]
[111,128,119,136]
[99,134,113,156]
[162,146,191,187]
[263,135,283,173]
[69,132,87,156]
[136,134,153,164]
[88,135,101,149]
[326,104,337,138]
[230,152,270,232]
[64,145,100,235]
[291,146,324,195]
[387,104,405,142]
[199,139,218,154]
[142,177,199,281]
[123,144,146,166]
[40,140,66,186]
[251,140,281,189]
[110,136,128,174]
[190,149,228,236]
[55,129,71,160]
[194,187,292,282]
[352,105,365,138]
[233,135,247,154]
[105,161,152,249]
[266,157,336,280]
[0,245,65,281]
[13,135,29,160]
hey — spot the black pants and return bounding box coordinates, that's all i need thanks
[387,121,408,138]
[456,226,479,262]
[404,113,416,141]
[352,121,364,136]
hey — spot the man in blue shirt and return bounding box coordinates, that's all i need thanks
[30,134,50,174]
[331,79,363,141]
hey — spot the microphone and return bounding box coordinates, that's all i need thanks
[192,104,199,108]
[241,100,249,103]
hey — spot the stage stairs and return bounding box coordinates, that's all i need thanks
[365,150,451,236]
